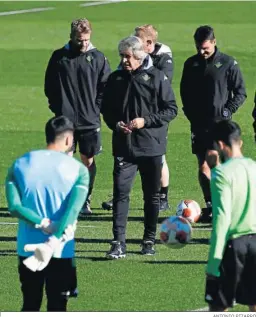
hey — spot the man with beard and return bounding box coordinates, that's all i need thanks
[45,18,111,214]
[205,120,256,312]
[5,116,89,311]
[180,25,247,221]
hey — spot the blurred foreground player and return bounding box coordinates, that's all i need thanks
[5,116,89,311]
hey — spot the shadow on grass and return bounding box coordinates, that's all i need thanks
[91,208,143,211]
[78,215,145,222]
[189,238,209,245]
[75,255,109,262]
[75,238,146,244]
[144,260,207,264]
[0,249,16,257]
[0,236,16,242]
[0,212,11,218]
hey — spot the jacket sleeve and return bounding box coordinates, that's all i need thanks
[158,54,174,83]
[144,72,178,128]
[101,74,118,131]
[44,51,60,114]
[180,60,194,122]
[225,60,247,113]
[95,55,111,110]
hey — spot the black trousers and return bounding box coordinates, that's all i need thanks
[112,155,163,243]
[205,234,256,308]
[18,256,77,312]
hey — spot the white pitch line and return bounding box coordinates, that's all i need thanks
[191,306,209,312]
[193,227,212,231]
[0,7,54,16]
[80,0,127,7]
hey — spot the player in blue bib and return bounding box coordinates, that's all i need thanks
[5,116,89,312]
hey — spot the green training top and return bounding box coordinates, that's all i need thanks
[207,157,256,276]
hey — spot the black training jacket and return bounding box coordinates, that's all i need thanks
[180,48,247,131]
[44,42,111,130]
[150,42,174,83]
[101,56,178,158]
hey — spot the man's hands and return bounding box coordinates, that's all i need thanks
[116,121,132,134]
[116,118,145,134]
[23,236,61,272]
[24,221,78,272]
[35,218,58,235]
[128,118,145,130]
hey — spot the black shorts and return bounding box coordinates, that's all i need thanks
[205,234,256,308]
[72,128,102,158]
[19,256,78,301]
[191,130,214,156]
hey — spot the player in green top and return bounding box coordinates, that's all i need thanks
[205,119,256,312]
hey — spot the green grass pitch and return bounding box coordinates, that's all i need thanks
[0,1,255,312]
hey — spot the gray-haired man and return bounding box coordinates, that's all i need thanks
[102,24,174,212]
[101,36,178,259]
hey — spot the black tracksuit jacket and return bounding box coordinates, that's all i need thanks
[101,56,178,158]
[180,48,247,131]
[150,42,174,83]
[44,42,111,130]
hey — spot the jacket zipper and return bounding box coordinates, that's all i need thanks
[74,57,79,126]
[124,74,134,157]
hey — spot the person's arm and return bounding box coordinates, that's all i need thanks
[101,74,120,131]
[180,60,194,122]
[95,55,111,111]
[158,54,174,83]
[143,72,178,128]
[225,60,247,114]
[52,164,89,239]
[44,51,59,114]
[206,168,232,277]
[5,166,43,225]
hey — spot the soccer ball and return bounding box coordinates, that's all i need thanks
[176,199,201,223]
[160,216,192,248]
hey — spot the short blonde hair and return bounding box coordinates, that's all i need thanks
[71,18,92,35]
[134,24,158,43]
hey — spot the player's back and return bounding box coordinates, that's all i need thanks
[218,157,256,238]
[13,149,82,218]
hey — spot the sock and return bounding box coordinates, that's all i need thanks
[198,170,211,205]
[87,160,97,203]
[160,186,169,201]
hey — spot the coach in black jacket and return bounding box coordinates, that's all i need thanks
[44,18,111,214]
[102,24,174,213]
[102,36,177,259]
[180,25,246,221]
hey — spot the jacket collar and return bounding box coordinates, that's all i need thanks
[64,41,95,53]
[197,46,220,63]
